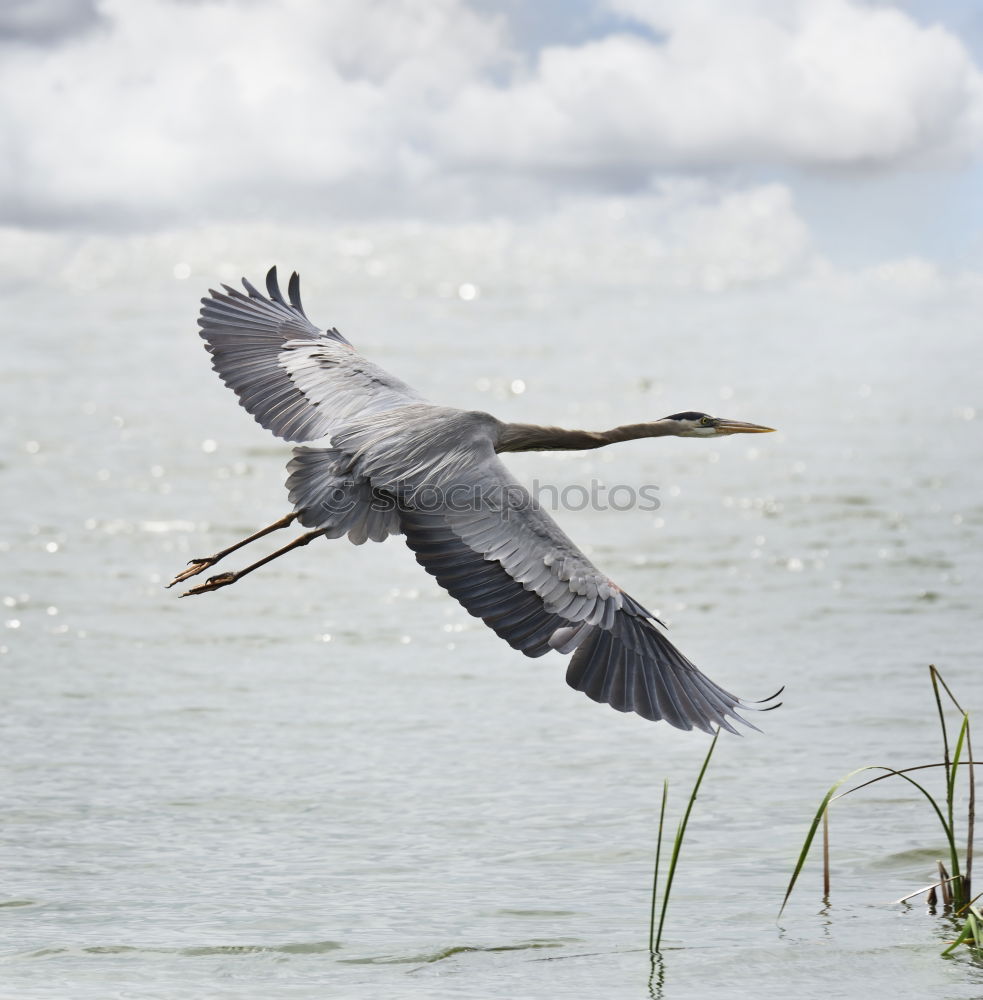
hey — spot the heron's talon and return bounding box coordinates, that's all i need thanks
[179,571,237,598]
[166,558,216,588]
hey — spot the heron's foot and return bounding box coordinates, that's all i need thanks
[179,571,238,598]
[167,557,220,588]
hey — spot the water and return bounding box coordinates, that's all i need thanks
[2,230,982,998]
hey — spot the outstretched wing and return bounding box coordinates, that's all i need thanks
[197,267,425,442]
[400,453,755,733]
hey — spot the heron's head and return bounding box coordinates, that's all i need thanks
[662,411,776,438]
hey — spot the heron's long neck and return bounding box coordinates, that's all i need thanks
[496,421,676,453]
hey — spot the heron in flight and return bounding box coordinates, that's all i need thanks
[170,268,778,733]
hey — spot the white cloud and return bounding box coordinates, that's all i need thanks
[858,255,943,292]
[0,0,503,227]
[439,0,983,171]
[0,0,980,231]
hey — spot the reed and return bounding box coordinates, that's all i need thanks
[780,666,980,957]
[648,727,720,955]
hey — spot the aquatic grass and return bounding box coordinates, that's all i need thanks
[780,666,980,958]
[942,900,983,957]
[932,666,975,904]
[648,727,720,955]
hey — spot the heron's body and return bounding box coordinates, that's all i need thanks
[171,268,778,734]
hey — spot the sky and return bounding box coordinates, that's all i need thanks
[1,0,982,290]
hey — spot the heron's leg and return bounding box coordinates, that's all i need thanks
[167,512,300,588]
[179,527,327,597]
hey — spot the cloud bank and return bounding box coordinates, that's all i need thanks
[0,179,825,294]
[445,0,983,171]
[0,0,981,231]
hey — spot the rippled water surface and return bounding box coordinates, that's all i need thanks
[3,246,982,999]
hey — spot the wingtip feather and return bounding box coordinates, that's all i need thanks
[288,271,307,316]
[266,266,288,306]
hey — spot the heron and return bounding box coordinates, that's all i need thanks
[169,267,778,733]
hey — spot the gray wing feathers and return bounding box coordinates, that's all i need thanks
[197,267,423,443]
[260,266,317,325]
[421,451,750,732]
[442,453,623,629]
[199,285,333,442]
[279,347,425,431]
[566,597,748,733]
[401,510,571,656]
[405,498,749,730]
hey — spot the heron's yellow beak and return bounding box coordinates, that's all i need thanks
[714,419,776,435]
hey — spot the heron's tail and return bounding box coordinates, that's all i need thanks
[286,448,401,545]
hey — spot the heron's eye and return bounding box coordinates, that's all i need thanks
[700,416,713,426]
